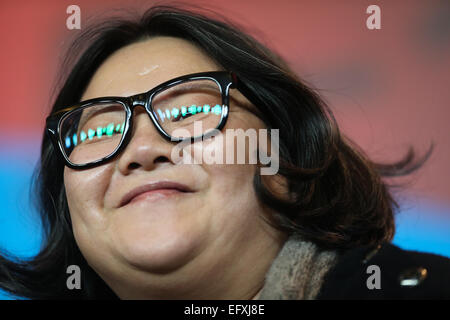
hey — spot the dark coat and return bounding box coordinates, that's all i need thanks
[317,242,450,299]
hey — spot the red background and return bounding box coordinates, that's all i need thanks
[1,0,449,205]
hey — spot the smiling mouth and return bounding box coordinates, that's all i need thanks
[119,182,193,207]
[128,188,185,205]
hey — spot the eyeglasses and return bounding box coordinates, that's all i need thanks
[46,71,246,169]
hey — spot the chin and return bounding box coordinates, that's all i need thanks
[110,222,201,274]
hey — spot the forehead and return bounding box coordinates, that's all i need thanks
[81,36,222,100]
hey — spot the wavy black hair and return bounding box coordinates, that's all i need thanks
[0,5,433,299]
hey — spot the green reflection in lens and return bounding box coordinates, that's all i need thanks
[88,129,95,140]
[80,131,87,142]
[153,104,221,122]
[106,123,114,136]
[188,105,197,115]
[157,109,165,122]
[171,108,179,118]
[212,104,221,115]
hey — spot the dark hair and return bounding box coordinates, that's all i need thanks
[0,5,433,299]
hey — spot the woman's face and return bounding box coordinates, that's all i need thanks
[63,36,284,299]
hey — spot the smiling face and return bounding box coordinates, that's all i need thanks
[63,36,285,299]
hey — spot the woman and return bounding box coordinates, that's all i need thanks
[0,5,448,300]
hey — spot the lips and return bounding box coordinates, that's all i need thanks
[119,181,193,207]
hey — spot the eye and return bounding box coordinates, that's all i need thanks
[74,122,124,146]
[156,105,207,123]
[172,105,200,122]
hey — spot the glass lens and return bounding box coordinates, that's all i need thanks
[59,102,126,165]
[151,79,224,139]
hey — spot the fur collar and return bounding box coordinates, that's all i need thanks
[258,235,338,299]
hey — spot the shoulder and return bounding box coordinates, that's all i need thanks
[317,242,450,299]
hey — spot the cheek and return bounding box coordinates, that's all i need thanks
[188,130,257,185]
[183,115,266,209]
[63,164,114,232]
[189,136,261,229]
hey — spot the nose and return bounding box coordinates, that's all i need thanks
[116,106,174,175]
